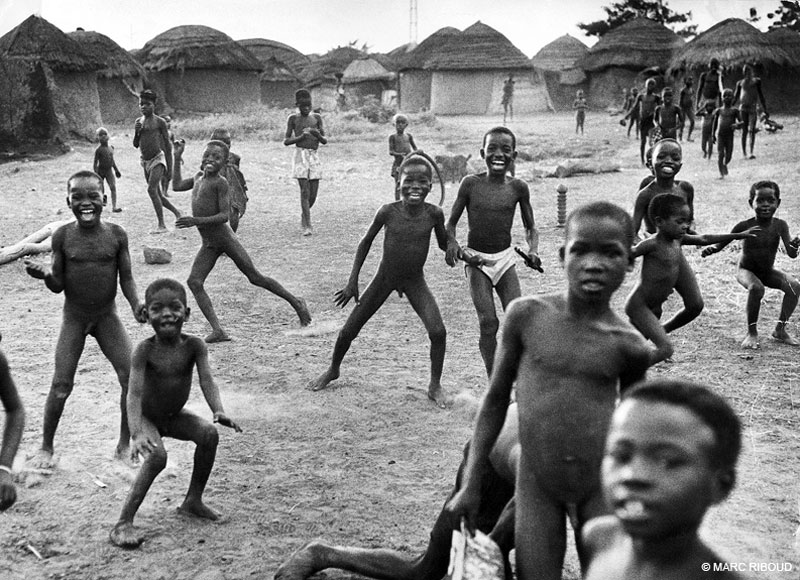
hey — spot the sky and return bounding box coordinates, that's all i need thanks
[0,0,783,57]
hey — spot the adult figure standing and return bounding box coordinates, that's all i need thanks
[732,64,768,159]
[696,58,724,109]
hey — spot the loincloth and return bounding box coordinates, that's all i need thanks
[292,147,323,180]
[222,165,248,215]
[465,247,516,287]
[140,151,166,181]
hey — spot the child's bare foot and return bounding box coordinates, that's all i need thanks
[771,328,799,346]
[428,383,448,409]
[151,225,168,234]
[31,448,55,471]
[295,298,312,326]
[741,334,760,349]
[177,498,219,520]
[112,207,123,213]
[302,227,313,237]
[274,542,324,580]
[205,330,231,343]
[109,522,145,548]
[307,368,339,391]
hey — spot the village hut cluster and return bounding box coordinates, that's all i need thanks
[1,13,800,148]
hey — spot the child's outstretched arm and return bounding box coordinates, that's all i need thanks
[0,350,24,511]
[115,228,146,322]
[686,225,759,248]
[24,227,66,293]
[335,209,386,307]
[171,140,194,191]
[193,338,242,432]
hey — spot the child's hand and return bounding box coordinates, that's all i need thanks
[24,260,48,280]
[445,242,461,267]
[173,138,185,156]
[175,216,197,229]
[0,469,17,512]
[701,246,718,258]
[334,282,359,308]
[790,236,800,249]
[133,303,147,323]
[131,433,158,459]
[460,249,493,267]
[134,119,143,132]
[213,412,242,432]
[115,169,122,178]
[619,118,626,126]
[740,225,761,238]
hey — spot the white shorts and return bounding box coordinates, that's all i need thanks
[292,148,323,180]
[465,246,516,286]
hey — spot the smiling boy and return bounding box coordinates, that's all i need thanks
[25,170,146,468]
[445,127,540,376]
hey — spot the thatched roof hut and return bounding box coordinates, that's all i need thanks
[300,46,367,110]
[238,38,309,74]
[341,57,395,104]
[68,29,146,123]
[0,15,101,145]
[766,26,800,62]
[399,22,550,114]
[138,25,262,112]
[237,38,306,108]
[532,34,589,71]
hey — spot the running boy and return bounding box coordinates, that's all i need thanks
[210,128,248,233]
[0,347,25,511]
[94,127,122,212]
[284,89,327,236]
[388,113,417,200]
[732,64,769,160]
[702,181,800,349]
[307,154,452,408]
[574,90,588,135]
[584,379,744,580]
[445,127,540,377]
[712,88,742,179]
[653,87,683,140]
[624,78,660,165]
[25,170,146,468]
[446,202,653,580]
[109,278,241,548]
[678,76,695,142]
[133,90,182,232]
[626,194,758,364]
[172,139,310,342]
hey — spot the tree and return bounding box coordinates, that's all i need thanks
[749,1,800,31]
[578,0,697,38]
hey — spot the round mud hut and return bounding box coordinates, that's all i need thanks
[68,29,147,124]
[532,34,590,111]
[0,15,101,146]
[579,17,684,108]
[238,38,308,108]
[301,45,366,111]
[137,25,262,113]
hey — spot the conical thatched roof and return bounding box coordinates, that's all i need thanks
[0,15,96,72]
[300,45,366,82]
[401,21,532,71]
[670,19,798,72]
[138,25,262,72]
[766,27,800,64]
[237,38,309,74]
[532,34,589,71]
[579,17,684,72]
[342,57,394,83]
[68,29,146,79]
[397,26,459,70]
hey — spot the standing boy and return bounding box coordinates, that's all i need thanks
[702,181,800,349]
[446,202,653,580]
[626,87,640,139]
[698,101,717,159]
[584,379,745,580]
[173,139,310,343]
[0,347,25,511]
[732,64,769,160]
[25,170,146,468]
[210,128,248,233]
[712,88,742,179]
[94,127,122,212]
[388,113,418,200]
[284,89,327,236]
[502,75,515,124]
[574,90,588,135]
[678,76,695,142]
[133,90,182,232]
[653,87,684,140]
[109,279,241,548]
[696,58,724,109]
[624,78,660,165]
[626,194,758,364]
[307,154,453,408]
[445,127,540,377]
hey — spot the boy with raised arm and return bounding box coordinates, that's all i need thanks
[25,170,146,468]
[173,139,310,342]
[133,90,182,232]
[109,279,241,548]
[626,194,758,365]
[308,154,453,408]
[445,126,540,377]
[446,202,652,580]
[584,379,745,580]
[702,181,800,349]
[0,346,25,511]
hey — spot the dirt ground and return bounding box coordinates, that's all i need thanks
[1,112,799,579]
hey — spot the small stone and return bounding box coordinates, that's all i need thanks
[143,246,172,265]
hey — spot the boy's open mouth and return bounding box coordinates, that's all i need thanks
[616,499,649,521]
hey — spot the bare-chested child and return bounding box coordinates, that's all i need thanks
[308,154,453,408]
[584,379,745,580]
[172,139,310,343]
[25,170,146,468]
[210,128,248,233]
[653,87,683,140]
[732,64,768,160]
[0,345,25,511]
[446,202,653,580]
[678,76,695,142]
[133,89,182,233]
[445,126,540,377]
[698,100,717,159]
[388,113,418,200]
[94,127,122,212]
[702,181,800,349]
[109,278,242,548]
[626,194,758,364]
[275,404,520,580]
[623,78,660,165]
[712,88,742,179]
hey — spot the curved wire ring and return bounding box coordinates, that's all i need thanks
[398,150,447,206]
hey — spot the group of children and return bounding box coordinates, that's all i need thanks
[1,86,796,580]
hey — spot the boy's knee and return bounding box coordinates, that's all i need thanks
[428,325,446,345]
[686,298,704,318]
[749,284,766,299]
[51,379,74,399]
[148,447,168,471]
[198,424,219,449]
[477,314,499,336]
[187,276,203,294]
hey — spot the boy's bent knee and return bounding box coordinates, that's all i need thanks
[51,380,74,399]
[198,425,219,449]
[147,447,168,471]
[477,314,499,336]
[187,277,204,294]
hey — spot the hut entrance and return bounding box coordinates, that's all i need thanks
[25,62,56,140]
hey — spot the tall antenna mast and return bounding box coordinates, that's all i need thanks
[410,0,418,44]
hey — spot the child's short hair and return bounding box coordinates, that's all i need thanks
[96,126,108,136]
[653,137,680,154]
[397,152,433,178]
[709,58,720,68]
[145,278,188,305]
[722,88,734,98]
[631,87,639,94]
[565,202,634,251]
[622,379,741,476]
[139,89,157,103]
[210,128,232,146]
[482,126,516,150]
[67,170,104,193]
[295,89,311,103]
[648,193,688,223]
[749,180,780,203]
[206,139,230,159]
[645,78,656,88]
[393,114,409,125]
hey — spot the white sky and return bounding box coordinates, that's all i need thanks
[0,0,781,57]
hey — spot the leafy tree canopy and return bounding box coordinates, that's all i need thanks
[578,0,697,38]
[748,1,800,31]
